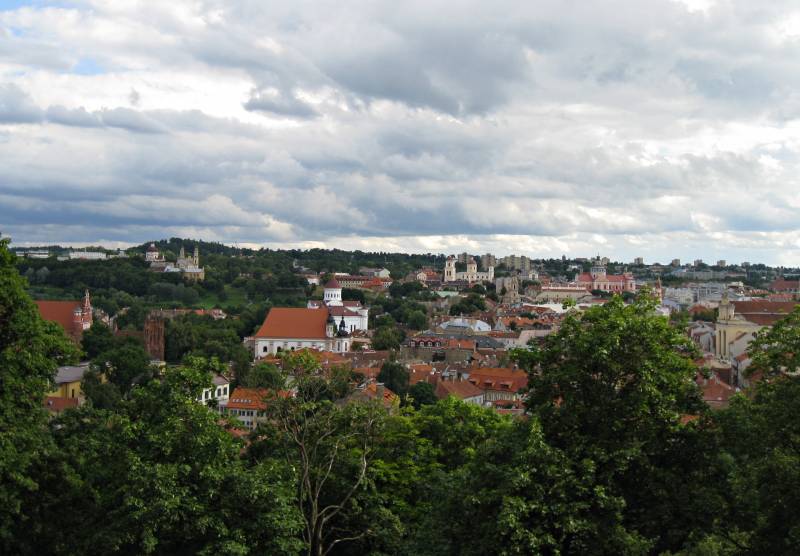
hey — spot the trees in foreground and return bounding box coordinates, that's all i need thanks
[7,229,800,555]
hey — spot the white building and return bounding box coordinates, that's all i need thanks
[197,374,230,408]
[308,278,369,333]
[443,256,494,283]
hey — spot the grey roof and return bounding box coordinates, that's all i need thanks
[55,363,90,384]
[212,374,230,386]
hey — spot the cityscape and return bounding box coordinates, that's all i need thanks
[3,1,800,555]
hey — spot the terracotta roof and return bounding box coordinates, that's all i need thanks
[44,396,79,413]
[771,279,800,292]
[468,367,528,392]
[254,307,329,339]
[227,388,291,411]
[732,300,798,326]
[324,278,341,289]
[436,380,484,400]
[35,300,81,333]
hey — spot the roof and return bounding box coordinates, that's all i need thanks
[468,367,529,392]
[226,388,290,410]
[254,307,330,339]
[35,300,81,332]
[324,278,341,289]
[732,300,798,326]
[55,364,90,384]
[436,380,484,400]
[44,397,80,412]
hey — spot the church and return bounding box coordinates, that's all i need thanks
[575,258,635,293]
[251,278,369,357]
[443,256,494,283]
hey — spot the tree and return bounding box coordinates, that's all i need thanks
[372,325,403,351]
[93,338,154,395]
[515,295,710,552]
[243,361,286,389]
[255,375,387,556]
[409,381,437,408]
[23,362,303,555]
[406,309,428,330]
[747,305,800,378]
[378,361,409,397]
[81,321,115,359]
[0,239,79,549]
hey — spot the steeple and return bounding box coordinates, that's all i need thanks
[193,245,199,266]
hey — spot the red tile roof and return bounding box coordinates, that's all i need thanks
[35,300,81,333]
[43,396,79,413]
[226,388,291,411]
[468,367,528,392]
[435,380,484,400]
[324,278,341,289]
[732,300,798,326]
[254,307,329,339]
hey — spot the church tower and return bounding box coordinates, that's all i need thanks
[193,246,200,267]
[444,256,456,282]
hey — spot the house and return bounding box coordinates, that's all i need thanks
[225,388,291,430]
[197,374,230,408]
[770,279,800,295]
[35,290,93,343]
[349,382,400,411]
[466,367,529,402]
[43,396,80,416]
[49,363,90,401]
[435,380,485,405]
[714,296,798,359]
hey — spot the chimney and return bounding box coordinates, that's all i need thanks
[376,382,385,399]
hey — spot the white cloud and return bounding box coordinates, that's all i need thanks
[1,0,800,265]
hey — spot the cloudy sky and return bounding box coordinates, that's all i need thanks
[1,0,800,264]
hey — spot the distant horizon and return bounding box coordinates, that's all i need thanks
[5,234,797,269]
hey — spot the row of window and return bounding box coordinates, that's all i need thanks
[201,385,229,401]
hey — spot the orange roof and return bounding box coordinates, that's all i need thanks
[35,300,81,332]
[43,396,79,413]
[732,300,798,326]
[436,380,484,400]
[227,388,270,411]
[468,367,528,392]
[254,308,329,339]
[227,388,291,411]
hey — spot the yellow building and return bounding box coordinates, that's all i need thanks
[48,363,90,400]
[715,296,797,360]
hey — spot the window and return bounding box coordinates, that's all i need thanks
[262,346,268,353]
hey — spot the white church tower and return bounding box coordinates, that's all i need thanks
[323,278,343,306]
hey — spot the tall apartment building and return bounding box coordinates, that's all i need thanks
[481,253,496,269]
[501,254,531,272]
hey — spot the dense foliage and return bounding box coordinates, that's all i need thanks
[6,239,800,554]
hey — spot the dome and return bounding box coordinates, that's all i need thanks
[147,243,158,252]
[324,278,341,289]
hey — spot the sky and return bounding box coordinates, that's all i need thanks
[1,0,800,265]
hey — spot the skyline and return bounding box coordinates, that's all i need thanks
[2,1,800,264]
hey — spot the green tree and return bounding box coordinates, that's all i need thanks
[378,360,410,397]
[372,325,404,351]
[409,381,437,408]
[23,362,303,555]
[515,295,710,552]
[0,239,79,549]
[93,338,154,395]
[243,361,286,389]
[406,309,428,330]
[81,321,115,359]
[255,374,387,556]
